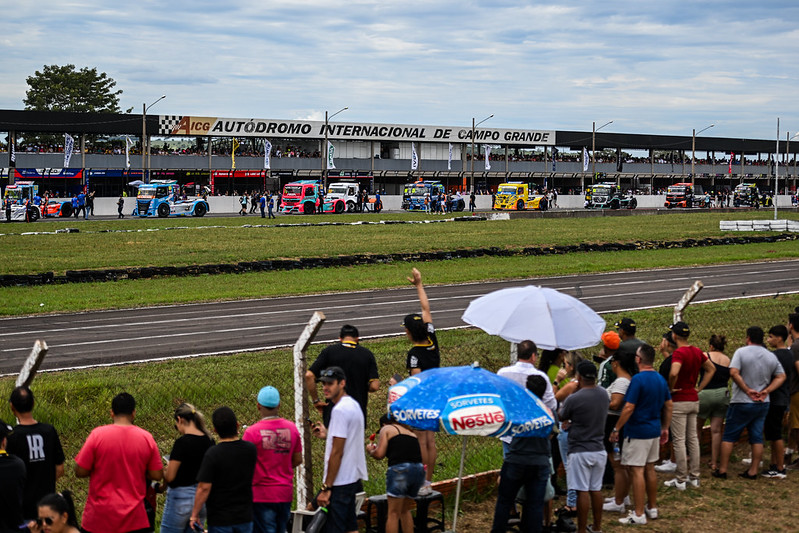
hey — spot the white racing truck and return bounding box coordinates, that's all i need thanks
[323,181,361,213]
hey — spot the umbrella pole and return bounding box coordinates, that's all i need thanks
[450,435,467,532]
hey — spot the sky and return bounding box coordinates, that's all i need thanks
[1,1,797,142]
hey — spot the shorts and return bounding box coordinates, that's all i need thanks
[722,402,769,445]
[386,462,425,498]
[326,481,363,533]
[790,393,799,430]
[764,404,788,442]
[698,387,730,420]
[566,450,607,492]
[621,437,660,467]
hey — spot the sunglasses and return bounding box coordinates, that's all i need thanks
[37,517,55,526]
[320,369,340,378]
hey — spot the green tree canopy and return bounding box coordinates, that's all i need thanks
[24,64,130,113]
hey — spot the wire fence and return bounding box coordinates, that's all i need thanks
[0,291,794,522]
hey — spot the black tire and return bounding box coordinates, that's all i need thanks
[516,199,525,211]
[157,203,170,217]
[610,199,620,210]
[539,198,548,211]
[456,200,465,212]
[303,202,315,215]
[346,200,356,213]
[28,207,39,222]
[629,198,638,209]
[193,203,207,217]
[60,203,73,217]
[334,201,344,214]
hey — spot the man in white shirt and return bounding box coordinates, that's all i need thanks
[497,340,557,413]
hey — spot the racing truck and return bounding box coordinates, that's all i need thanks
[2,181,52,221]
[281,180,324,214]
[132,180,209,217]
[401,181,465,211]
[664,182,695,208]
[733,183,769,208]
[323,181,360,213]
[494,182,548,211]
[584,182,637,210]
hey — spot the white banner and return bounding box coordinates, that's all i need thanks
[484,145,491,170]
[10,137,15,163]
[64,134,74,168]
[583,147,589,172]
[125,137,133,169]
[327,141,335,170]
[411,143,418,170]
[264,139,272,169]
[448,143,453,170]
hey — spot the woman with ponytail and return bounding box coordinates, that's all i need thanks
[26,491,79,533]
[160,403,215,533]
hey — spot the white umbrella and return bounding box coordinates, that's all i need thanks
[461,285,605,350]
[127,180,144,186]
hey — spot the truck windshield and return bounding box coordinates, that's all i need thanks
[137,187,156,199]
[497,186,518,194]
[668,187,686,193]
[284,186,303,195]
[328,186,347,195]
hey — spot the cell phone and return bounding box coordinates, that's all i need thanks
[190,521,205,532]
[306,417,314,426]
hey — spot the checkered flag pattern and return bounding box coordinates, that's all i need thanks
[158,115,183,135]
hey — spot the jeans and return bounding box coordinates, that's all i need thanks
[252,502,291,533]
[326,481,362,533]
[557,426,577,508]
[160,485,205,533]
[671,401,700,481]
[490,462,549,533]
[208,524,253,533]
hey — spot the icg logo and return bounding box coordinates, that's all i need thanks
[441,394,509,436]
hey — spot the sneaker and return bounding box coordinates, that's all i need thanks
[787,458,799,471]
[603,499,626,512]
[619,511,648,525]
[711,469,727,480]
[654,460,677,473]
[604,495,631,506]
[417,482,432,496]
[738,471,758,480]
[663,478,686,490]
[586,526,603,533]
[686,477,700,488]
[645,505,658,520]
[741,457,763,467]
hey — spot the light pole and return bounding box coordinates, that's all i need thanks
[323,107,348,189]
[141,95,166,183]
[691,124,714,185]
[470,114,493,192]
[776,131,799,220]
[592,120,613,181]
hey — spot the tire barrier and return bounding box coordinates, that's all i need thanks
[1,232,797,287]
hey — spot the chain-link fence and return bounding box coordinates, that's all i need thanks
[0,292,794,522]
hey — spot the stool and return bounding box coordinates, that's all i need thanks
[364,491,445,533]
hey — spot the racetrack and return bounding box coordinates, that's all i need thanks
[1,259,796,374]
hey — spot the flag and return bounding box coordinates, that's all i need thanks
[64,134,74,168]
[264,139,272,169]
[729,152,733,174]
[327,141,335,169]
[484,145,491,170]
[125,137,133,168]
[616,147,623,172]
[232,138,240,169]
[448,143,453,170]
[583,147,589,172]
[411,143,418,170]
[552,147,558,171]
[9,136,15,164]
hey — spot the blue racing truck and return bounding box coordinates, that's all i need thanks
[402,181,465,211]
[132,180,209,217]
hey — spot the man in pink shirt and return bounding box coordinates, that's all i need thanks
[243,386,302,533]
[75,392,163,533]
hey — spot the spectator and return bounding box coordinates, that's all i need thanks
[559,360,608,533]
[602,350,637,515]
[664,321,715,490]
[6,386,65,521]
[538,348,567,391]
[469,190,476,213]
[259,194,266,218]
[714,326,786,480]
[74,392,163,533]
[597,331,620,389]
[786,310,799,469]
[553,351,584,519]
[762,325,794,478]
[696,335,731,472]
[403,267,439,494]
[611,343,672,525]
[191,406,257,533]
[306,324,380,427]
[25,491,80,533]
[267,194,276,219]
[159,403,215,533]
[497,340,557,414]
[615,318,644,364]
[0,418,26,532]
[490,375,554,533]
[242,386,302,533]
[654,331,678,473]
[366,413,424,533]
[240,195,248,216]
[314,366,368,533]
[117,195,125,218]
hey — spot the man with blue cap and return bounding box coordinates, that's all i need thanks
[243,386,302,533]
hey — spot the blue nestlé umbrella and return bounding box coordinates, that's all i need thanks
[388,363,555,532]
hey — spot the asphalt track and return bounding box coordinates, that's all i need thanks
[1,259,797,375]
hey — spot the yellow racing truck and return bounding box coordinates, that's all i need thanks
[493,182,548,211]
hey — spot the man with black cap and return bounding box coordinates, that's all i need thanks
[559,360,609,533]
[616,318,644,363]
[0,418,26,532]
[243,386,302,533]
[403,267,439,494]
[315,366,367,533]
[664,321,715,491]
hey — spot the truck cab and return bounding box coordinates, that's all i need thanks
[281,180,323,214]
[665,183,695,208]
[733,183,763,208]
[323,181,360,213]
[585,182,637,209]
[133,180,209,217]
[493,182,547,211]
[4,181,43,221]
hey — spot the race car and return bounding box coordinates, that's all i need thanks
[40,199,74,218]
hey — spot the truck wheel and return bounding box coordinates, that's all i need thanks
[335,201,344,214]
[456,200,465,212]
[610,199,620,210]
[346,201,356,213]
[28,207,40,222]
[630,198,638,209]
[61,203,73,217]
[157,203,170,218]
[193,203,207,217]
[303,202,315,214]
[516,199,525,211]
[539,198,548,211]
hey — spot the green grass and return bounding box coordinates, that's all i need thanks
[1,240,797,316]
[1,211,796,275]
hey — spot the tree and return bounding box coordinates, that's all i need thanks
[24,64,130,113]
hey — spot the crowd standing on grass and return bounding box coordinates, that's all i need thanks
[4,294,799,533]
